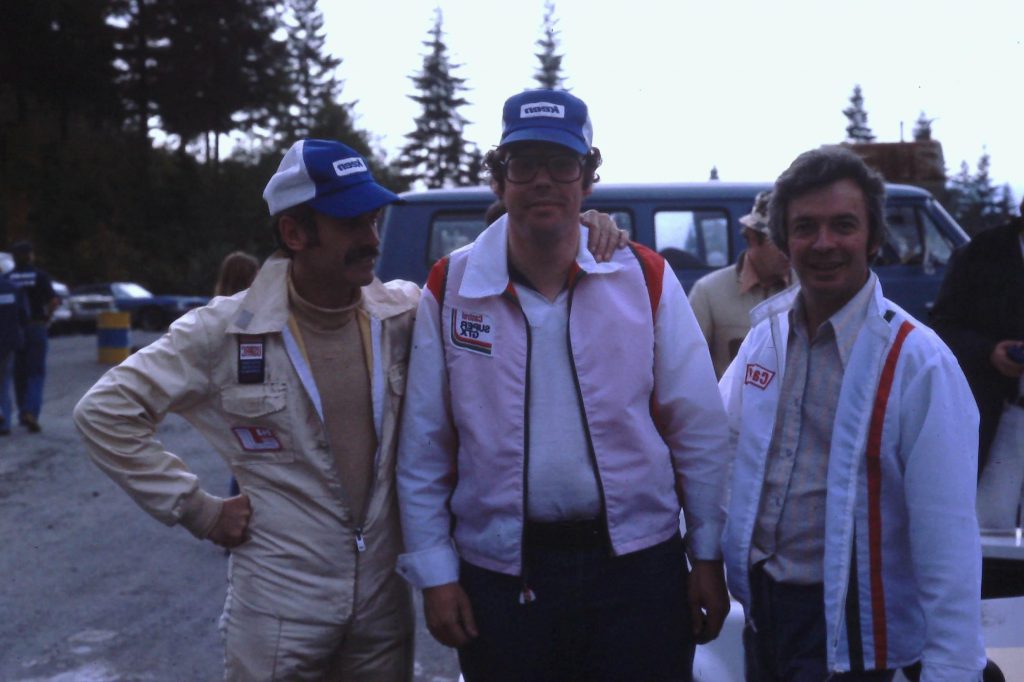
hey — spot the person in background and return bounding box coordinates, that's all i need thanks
[929,197,1024,476]
[721,146,984,680]
[6,240,59,433]
[214,251,260,299]
[396,88,731,681]
[0,274,29,436]
[688,190,793,378]
[930,197,1024,599]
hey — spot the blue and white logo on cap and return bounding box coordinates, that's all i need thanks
[519,102,566,119]
[333,157,369,177]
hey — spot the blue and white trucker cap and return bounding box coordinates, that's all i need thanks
[499,89,593,154]
[263,139,399,219]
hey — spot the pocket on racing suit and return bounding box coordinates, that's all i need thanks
[220,382,295,464]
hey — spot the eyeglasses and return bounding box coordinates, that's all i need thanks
[501,154,584,184]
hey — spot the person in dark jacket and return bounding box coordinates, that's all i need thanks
[0,274,29,435]
[929,203,1024,474]
[5,241,59,433]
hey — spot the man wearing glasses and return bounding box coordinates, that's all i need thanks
[395,89,731,681]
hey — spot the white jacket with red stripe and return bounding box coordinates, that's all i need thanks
[720,276,985,681]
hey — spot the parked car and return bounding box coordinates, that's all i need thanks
[376,182,969,322]
[71,282,208,331]
[49,281,73,333]
[51,286,118,335]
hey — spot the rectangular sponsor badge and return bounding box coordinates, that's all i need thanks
[237,335,265,384]
[449,309,495,357]
[744,363,775,390]
[232,426,282,451]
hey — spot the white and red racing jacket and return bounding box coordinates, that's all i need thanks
[720,277,985,681]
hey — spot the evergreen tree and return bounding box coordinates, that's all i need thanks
[0,0,120,137]
[997,184,1017,219]
[843,84,875,143]
[277,0,342,144]
[947,150,1007,235]
[533,0,567,90]
[400,9,480,188]
[149,0,290,166]
[912,111,933,142]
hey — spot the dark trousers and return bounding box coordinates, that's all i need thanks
[747,563,920,682]
[457,529,693,682]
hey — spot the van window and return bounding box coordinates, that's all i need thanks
[653,210,730,269]
[875,205,955,270]
[428,213,487,263]
[919,209,953,266]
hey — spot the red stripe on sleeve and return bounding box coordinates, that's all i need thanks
[630,243,665,320]
[425,257,449,303]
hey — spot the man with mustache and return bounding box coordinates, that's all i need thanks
[74,140,422,680]
[396,89,731,681]
[720,146,985,681]
[74,138,628,681]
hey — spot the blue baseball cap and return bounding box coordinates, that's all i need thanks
[263,139,400,219]
[499,89,593,154]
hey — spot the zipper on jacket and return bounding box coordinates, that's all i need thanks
[355,527,367,553]
[507,289,537,605]
[564,278,612,553]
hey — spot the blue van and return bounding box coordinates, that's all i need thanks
[377,182,968,322]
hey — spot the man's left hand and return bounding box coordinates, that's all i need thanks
[581,209,629,262]
[688,559,730,644]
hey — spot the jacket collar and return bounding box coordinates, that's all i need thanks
[458,214,623,299]
[226,251,417,335]
[749,272,892,341]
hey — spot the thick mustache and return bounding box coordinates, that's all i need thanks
[345,246,380,264]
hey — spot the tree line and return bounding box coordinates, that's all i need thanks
[0,0,569,293]
[2,3,1012,293]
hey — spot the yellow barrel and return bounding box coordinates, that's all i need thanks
[97,311,132,364]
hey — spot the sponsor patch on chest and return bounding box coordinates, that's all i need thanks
[232,426,282,451]
[744,363,776,390]
[450,309,495,356]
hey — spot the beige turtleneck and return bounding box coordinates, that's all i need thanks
[288,275,377,522]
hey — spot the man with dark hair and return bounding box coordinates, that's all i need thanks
[396,89,731,681]
[5,241,59,433]
[75,140,421,681]
[721,146,985,680]
[689,191,793,378]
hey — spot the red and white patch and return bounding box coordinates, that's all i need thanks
[232,426,282,451]
[450,309,495,356]
[744,363,776,390]
[239,342,264,360]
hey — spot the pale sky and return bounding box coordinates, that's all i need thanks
[319,0,1024,202]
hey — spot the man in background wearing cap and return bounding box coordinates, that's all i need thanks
[396,89,731,681]
[5,241,60,433]
[688,191,793,378]
[75,140,420,680]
